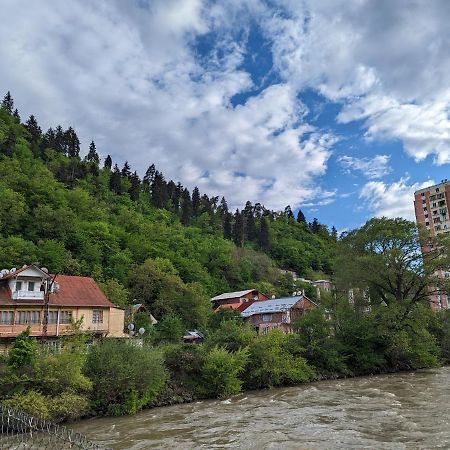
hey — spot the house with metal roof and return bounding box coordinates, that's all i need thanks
[241,294,317,334]
[210,289,268,311]
[0,264,125,353]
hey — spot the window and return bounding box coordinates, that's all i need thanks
[27,282,35,292]
[15,281,22,291]
[16,311,41,325]
[430,194,436,201]
[421,192,425,196]
[262,313,272,322]
[422,199,426,204]
[0,311,13,325]
[48,311,58,324]
[425,221,429,226]
[60,311,72,324]
[434,217,441,224]
[433,210,438,215]
[92,310,103,324]
[424,207,428,211]
[436,188,440,192]
[433,203,437,207]
[425,214,428,218]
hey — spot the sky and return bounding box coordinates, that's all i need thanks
[1,0,449,231]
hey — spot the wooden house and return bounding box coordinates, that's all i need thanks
[241,294,316,334]
[211,289,268,311]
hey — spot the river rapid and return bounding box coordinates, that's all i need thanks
[75,367,450,449]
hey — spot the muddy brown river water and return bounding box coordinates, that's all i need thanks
[74,367,450,449]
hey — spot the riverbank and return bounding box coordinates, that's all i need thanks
[73,367,450,449]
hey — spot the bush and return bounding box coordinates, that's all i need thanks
[49,392,90,422]
[245,329,314,389]
[200,346,248,398]
[4,391,51,420]
[84,339,167,415]
[8,329,37,371]
[207,320,256,352]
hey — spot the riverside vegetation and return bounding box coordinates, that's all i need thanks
[1,91,450,422]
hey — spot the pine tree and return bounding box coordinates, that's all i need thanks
[54,125,65,154]
[121,161,131,178]
[223,212,232,240]
[104,154,112,170]
[86,141,100,165]
[310,218,320,233]
[64,127,80,158]
[25,115,42,142]
[1,91,14,114]
[232,209,244,247]
[0,129,16,157]
[129,171,141,201]
[296,209,306,224]
[12,108,20,123]
[218,197,229,216]
[151,171,168,208]
[284,205,294,220]
[181,188,193,226]
[192,187,201,216]
[258,217,271,250]
[109,164,122,194]
[243,201,257,241]
[142,164,155,192]
[331,226,338,241]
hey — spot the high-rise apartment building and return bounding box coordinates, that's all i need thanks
[414,179,450,309]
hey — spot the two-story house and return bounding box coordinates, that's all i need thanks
[211,289,269,311]
[241,294,317,334]
[0,264,125,353]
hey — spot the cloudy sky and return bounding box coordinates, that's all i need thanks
[1,0,449,230]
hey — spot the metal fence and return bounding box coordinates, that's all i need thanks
[0,404,110,450]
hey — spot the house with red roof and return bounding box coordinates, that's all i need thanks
[0,264,125,352]
[211,289,268,311]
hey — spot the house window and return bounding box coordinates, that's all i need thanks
[421,192,425,196]
[92,310,103,324]
[48,311,58,324]
[60,311,72,324]
[436,188,440,192]
[422,199,426,204]
[16,311,41,325]
[15,281,22,291]
[262,313,272,322]
[425,214,428,218]
[0,311,13,325]
[424,207,427,211]
[28,282,35,292]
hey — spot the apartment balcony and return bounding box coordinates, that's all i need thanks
[12,291,44,301]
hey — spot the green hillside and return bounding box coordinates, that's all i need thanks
[0,92,336,327]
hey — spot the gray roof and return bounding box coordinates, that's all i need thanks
[241,296,303,317]
[211,289,256,302]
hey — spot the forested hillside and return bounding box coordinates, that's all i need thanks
[0,91,336,326]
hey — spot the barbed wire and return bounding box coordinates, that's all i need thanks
[0,404,110,450]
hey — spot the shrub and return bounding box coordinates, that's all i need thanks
[245,329,314,389]
[49,392,90,422]
[199,346,249,399]
[84,339,167,415]
[4,391,50,420]
[8,329,37,371]
[206,320,256,352]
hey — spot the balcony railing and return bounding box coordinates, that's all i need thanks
[12,291,44,300]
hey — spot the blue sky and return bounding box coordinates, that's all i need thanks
[1,0,449,231]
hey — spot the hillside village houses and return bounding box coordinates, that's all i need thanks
[211,288,317,334]
[0,264,125,353]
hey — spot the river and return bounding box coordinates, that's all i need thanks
[74,367,450,449]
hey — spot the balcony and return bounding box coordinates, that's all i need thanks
[12,291,44,301]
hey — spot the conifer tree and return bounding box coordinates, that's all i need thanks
[218,197,229,216]
[104,154,112,170]
[223,212,233,240]
[232,209,244,247]
[310,218,320,233]
[121,161,131,178]
[181,188,193,226]
[296,209,306,224]
[1,91,14,114]
[12,108,20,123]
[86,141,100,165]
[109,164,122,194]
[142,164,155,192]
[129,171,141,201]
[151,171,168,208]
[54,125,65,154]
[258,217,271,250]
[192,187,201,216]
[64,127,80,158]
[331,226,338,241]
[284,205,294,220]
[25,115,42,142]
